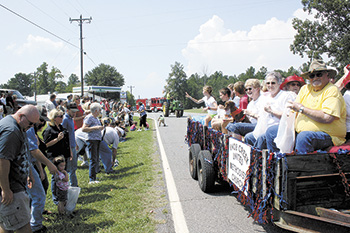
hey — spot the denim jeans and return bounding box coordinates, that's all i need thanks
[244,132,267,150]
[99,141,113,173]
[265,125,279,153]
[226,122,256,136]
[295,131,333,154]
[86,140,100,181]
[67,147,78,187]
[26,165,46,231]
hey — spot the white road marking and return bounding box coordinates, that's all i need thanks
[154,118,189,233]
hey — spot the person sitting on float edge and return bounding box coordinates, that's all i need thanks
[226,79,262,140]
[244,71,296,149]
[211,87,231,133]
[279,74,305,95]
[265,59,346,153]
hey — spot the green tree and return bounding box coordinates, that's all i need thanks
[290,0,350,71]
[36,62,50,94]
[164,62,187,103]
[55,81,67,93]
[185,73,202,108]
[0,73,33,96]
[85,63,125,87]
[68,73,79,86]
[65,74,80,93]
[126,91,135,106]
[206,71,230,101]
[255,66,268,80]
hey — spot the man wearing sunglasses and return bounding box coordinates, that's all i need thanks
[0,105,39,232]
[266,59,346,153]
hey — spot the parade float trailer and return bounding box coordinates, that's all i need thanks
[186,118,350,232]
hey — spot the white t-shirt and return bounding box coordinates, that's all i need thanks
[263,90,296,127]
[343,90,350,132]
[101,127,119,149]
[233,96,240,108]
[201,96,217,115]
[246,94,264,124]
[45,99,55,113]
[253,90,296,138]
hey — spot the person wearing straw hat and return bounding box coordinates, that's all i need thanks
[266,59,346,153]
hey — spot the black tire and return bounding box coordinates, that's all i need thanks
[154,107,158,112]
[163,102,169,117]
[175,110,179,117]
[197,150,215,193]
[189,144,201,180]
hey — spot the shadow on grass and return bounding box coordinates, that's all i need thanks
[117,162,144,173]
[78,193,113,204]
[46,208,115,233]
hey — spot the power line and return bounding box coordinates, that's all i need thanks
[0,3,79,50]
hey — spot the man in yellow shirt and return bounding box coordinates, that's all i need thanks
[266,59,346,153]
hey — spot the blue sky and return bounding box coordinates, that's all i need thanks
[0,0,309,99]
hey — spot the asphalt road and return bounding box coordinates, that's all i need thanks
[148,112,289,233]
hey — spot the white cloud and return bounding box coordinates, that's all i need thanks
[182,9,312,77]
[9,35,65,55]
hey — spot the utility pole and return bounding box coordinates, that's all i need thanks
[127,85,135,96]
[69,15,92,97]
[127,86,135,105]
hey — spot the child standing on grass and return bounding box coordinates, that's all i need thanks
[186,85,217,127]
[53,156,69,214]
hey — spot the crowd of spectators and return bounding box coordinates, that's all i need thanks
[0,94,137,233]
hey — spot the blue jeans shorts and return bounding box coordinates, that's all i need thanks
[0,191,31,231]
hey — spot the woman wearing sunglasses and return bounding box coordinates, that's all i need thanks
[244,71,296,149]
[43,109,70,205]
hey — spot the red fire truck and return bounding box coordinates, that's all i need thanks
[136,97,166,112]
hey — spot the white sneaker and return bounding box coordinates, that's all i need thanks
[145,128,149,131]
[137,129,142,131]
[88,180,100,184]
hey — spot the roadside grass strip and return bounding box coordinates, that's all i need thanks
[43,118,169,232]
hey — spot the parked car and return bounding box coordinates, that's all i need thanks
[0,89,37,108]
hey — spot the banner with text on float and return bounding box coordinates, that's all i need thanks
[228,138,251,192]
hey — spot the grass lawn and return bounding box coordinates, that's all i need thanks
[42,118,170,232]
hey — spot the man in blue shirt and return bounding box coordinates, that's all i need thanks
[26,126,58,233]
[62,102,79,187]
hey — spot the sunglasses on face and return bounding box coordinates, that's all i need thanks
[245,87,253,91]
[23,115,34,126]
[309,72,324,79]
[266,82,276,85]
[56,115,63,118]
[289,83,301,87]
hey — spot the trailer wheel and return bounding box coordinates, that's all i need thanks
[189,144,201,180]
[197,150,215,193]
[175,110,181,117]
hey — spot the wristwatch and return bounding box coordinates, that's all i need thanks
[299,106,304,113]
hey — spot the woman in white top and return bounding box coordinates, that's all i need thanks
[186,85,217,127]
[226,79,263,139]
[244,71,296,149]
